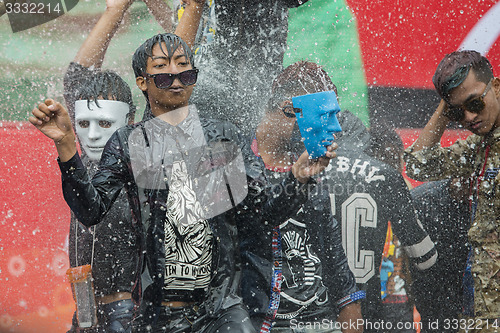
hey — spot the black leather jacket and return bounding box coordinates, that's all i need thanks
[59,115,313,316]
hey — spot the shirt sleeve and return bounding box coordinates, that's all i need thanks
[58,129,130,227]
[404,136,479,181]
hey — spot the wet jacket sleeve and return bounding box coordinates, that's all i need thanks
[58,130,131,227]
[383,168,438,271]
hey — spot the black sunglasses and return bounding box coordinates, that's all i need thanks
[444,79,493,121]
[282,105,302,118]
[144,69,199,89]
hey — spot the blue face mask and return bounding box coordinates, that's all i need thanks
[292,91,342,159]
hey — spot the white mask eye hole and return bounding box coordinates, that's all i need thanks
[78,120,90,128]
[99,120,113,128]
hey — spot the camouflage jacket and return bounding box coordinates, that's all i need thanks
[404,128,500,319]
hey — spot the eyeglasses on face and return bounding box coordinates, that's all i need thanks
[143,69,199,89]
[444,79,493,121]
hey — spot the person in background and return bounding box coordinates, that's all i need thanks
[365,123,416,332]
[241,60,364,333]
[267,62,437,332]
[63,1,139,331]
[366,124,405,174]
[404,50,500,331]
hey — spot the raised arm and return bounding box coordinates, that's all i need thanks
[73,0,134,68]
[409,99,450,152]
[0,1,6,17]
[292,143,337,183]
[30,98,129,227]
[173,0,204,49]
[143,0,174,33]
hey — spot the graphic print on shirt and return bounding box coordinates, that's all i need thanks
[380,223,410,304]
[163,160,213,291]
[340,192,378,284]
[276,218,328,320]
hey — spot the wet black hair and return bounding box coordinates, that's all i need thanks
[433,50,494,102]
[74,70,135,124]
[131,33,194,120]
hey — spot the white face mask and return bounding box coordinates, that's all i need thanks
[74,100,130,161]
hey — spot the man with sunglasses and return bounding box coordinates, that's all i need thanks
[62,1,204,331]
[405,50,500,331]
[30,32,336,333]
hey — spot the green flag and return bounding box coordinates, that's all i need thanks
[286,0,369,126]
